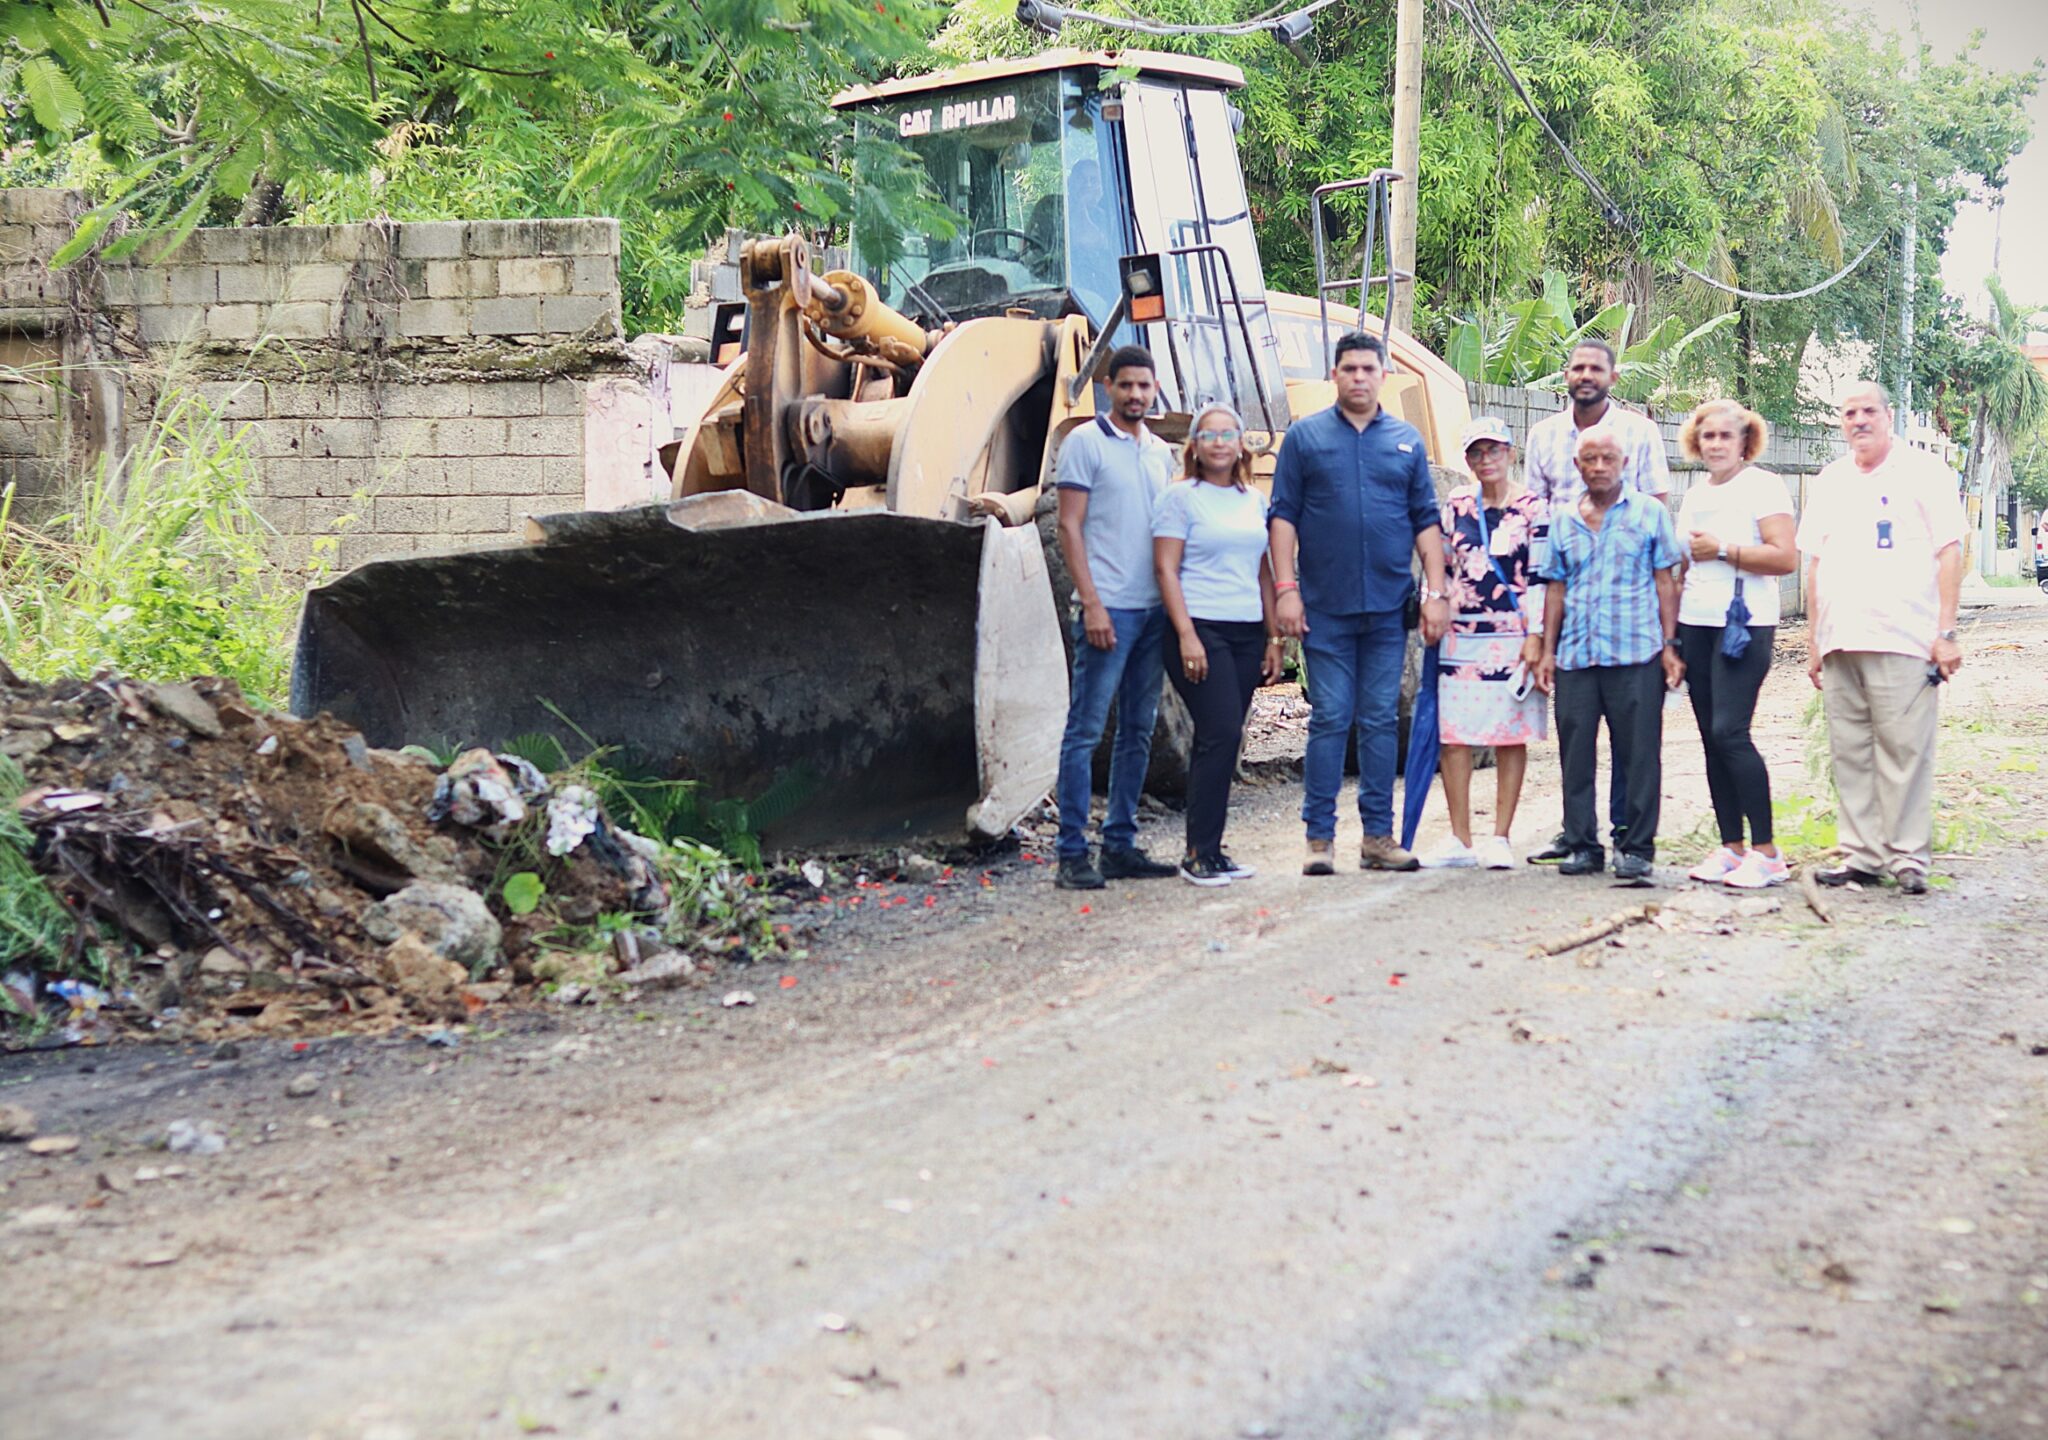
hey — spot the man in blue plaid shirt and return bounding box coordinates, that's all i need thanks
[1534,428,1686,884]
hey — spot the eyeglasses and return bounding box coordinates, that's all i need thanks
[1195,428,1242,443]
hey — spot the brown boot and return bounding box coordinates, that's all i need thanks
[1359,834,1420,872]
[1302,839,1335,876]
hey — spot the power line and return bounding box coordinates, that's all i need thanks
[1441,0,1884,304]
[1017,0,1341,41]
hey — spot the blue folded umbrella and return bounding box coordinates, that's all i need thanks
[1400,642,1441,852]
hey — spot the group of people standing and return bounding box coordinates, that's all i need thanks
[1050,334,1965,898]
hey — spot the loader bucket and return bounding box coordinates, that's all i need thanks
[290,496,1067,852]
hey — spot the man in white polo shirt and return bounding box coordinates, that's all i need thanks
[1522,338,1672,864]
[1799,380,1965,896]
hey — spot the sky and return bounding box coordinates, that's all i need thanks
[1857,0,2048,321]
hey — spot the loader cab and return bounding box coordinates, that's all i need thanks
[837,50,1291,430]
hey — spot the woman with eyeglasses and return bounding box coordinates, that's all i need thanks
[1152,404,1283,885]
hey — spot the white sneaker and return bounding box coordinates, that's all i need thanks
[1419,836,1479,869]
[1475,835,1516,870]
[1687,846,1745,884]
[1724,849,1790,889]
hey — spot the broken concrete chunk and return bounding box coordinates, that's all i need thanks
[361,883,502,974]
[323,799,462,884]
[143,682,224,738]
[382,932,469,1007]
[0,1104,37,1142]
[618,950,696,991]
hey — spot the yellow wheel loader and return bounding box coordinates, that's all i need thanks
[292,49,1471,850]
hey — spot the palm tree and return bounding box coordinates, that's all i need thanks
[1960,276,2048,574]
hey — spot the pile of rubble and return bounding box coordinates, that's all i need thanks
[1,669,680,1043]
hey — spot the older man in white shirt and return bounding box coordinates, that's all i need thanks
[1799,381,1965,896]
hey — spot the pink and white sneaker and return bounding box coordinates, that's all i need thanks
[1687,846,1744,884]
[1724,850,1790,889]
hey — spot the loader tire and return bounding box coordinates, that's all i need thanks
[1033,489,1193,803]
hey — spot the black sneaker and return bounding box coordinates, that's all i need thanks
[1178,852,1233,887]
[1216,849,1257,879]
[1816,864,1884,888]
[1528,832,1573,864]
[1609,825,1630,856]
[1100,846,1177,880]
[1612,853,1655,886]
[1055,855,1106,890]
[1557,848,1606,877]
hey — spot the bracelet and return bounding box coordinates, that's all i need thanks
[1274,580,1299,593]
[1267,634,1284,646]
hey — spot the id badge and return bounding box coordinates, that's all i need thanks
[1489,526,1515,557]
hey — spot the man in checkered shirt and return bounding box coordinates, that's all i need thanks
[1533,428,1685,884]
[1523,338,1673,863]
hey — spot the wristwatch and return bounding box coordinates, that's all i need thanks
[1420,586,1447,602]
[1937,629,1958,642]
[1663,638,1682,653]
[1716,543,1728,561]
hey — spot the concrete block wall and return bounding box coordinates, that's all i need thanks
[0,189,78,511]
[2,187,682,569]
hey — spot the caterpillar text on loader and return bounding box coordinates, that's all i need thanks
[292,48,1472,851]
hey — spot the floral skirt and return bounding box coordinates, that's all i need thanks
[1437,630,1548,747]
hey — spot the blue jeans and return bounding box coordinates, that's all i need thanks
[1301,607,1407,842]
[1056,605,1167,859]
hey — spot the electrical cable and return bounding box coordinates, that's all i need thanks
[1021,0,1341,41]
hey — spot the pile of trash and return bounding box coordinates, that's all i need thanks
[1,669,683,1043]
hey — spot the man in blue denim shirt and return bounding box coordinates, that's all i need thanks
[1051,345,1181,890]
[1271,332,1451,876]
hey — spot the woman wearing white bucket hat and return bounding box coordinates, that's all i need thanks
[1420,416,1549,870]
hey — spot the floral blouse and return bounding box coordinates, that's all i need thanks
[1440,486,1546,636]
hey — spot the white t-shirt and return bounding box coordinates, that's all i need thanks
[1152,479,1270,623]
[1796,443,1965,659]
[1676,466,1794,628]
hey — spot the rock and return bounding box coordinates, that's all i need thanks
[458,982,511,1007]
[722,990,758,1008]
[1732,896,1783,917]
[618,951,696,991]
[323,800,461,884]
[26,1136,80,1156]
[362,882,501,974]
[897,852,944,884]
[7,1204,82,1232]
[0,1103,35,1141]
[143,682,224,738]
[199,947,249,977]
[383,932,468,1008]
[549,983,592,1006]
[0,728,53,759]
[284,1073,321,1099]
[164,1119,225,1155]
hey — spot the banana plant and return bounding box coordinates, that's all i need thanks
[1446,270,1736,402]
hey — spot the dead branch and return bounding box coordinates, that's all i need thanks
[1527,903,1661,958]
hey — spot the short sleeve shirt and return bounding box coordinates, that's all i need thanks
[1524,402,1672,511]
[1153,479,1269,623]
[1545,487,1684,670]
[1676,466,1794,628]
[1056,415,1176,609]
[1267,405,1439,616]
[1797,443,1964,659]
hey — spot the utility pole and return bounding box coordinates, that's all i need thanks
[1388,0,1423,333]
[1897,8,1921,436]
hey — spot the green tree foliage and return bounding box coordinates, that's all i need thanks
[0,0,946,332]
[1443,268,1737,398]
[930,0,2037,420]
[1954,275,2048,503]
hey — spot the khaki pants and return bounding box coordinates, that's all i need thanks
[1821,650,1940,876]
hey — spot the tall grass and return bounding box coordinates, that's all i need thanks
[0,382,316,707]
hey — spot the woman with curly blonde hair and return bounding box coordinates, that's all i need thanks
[1674,399,1799,889]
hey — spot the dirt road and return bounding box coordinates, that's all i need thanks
[5,612,2047,1440]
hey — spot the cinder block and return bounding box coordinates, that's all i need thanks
[199,228,259,264]
[205,302,264,340]
[374,496,437,533]
[196,380,267,421]
[471,296,540,335]
[217,263,279,304]
[538,218,620,256]
[339,530,414,567]
[167,265,219,304]
[0,188,76,225]
[254,496,305,534]
[498,256,572,296]
[465,220,539,258]
[265,381,336,419]
[432,418,510,455]
[100,265,169,307]
[541,379,584,416]
[304,417,376,459]
[332,382,376,418]
[389,457,472,495]
[397,221,465,259]
[466,381,542,417]
[258,458,324,498]
[481,456,548,494]
[381,385,471,419]
[570,256,617,296]
[426,259,496,299]
[136,305,204,344]
[398,298,470,338]
[284,264,351,302]
[508,416,583,457]
[374,417,437,457]
[542,457,587,496]
[539,294,616,336]
[440,495,511,533]
[0,262,57,306]
[267,301,335,339]
[246,419,304,458]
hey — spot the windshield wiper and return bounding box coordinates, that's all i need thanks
[902,276,955,328]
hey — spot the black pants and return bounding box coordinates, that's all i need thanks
[1167,619,1266,859]
[1555,660,1665,860]
[1679,623,1776,846]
